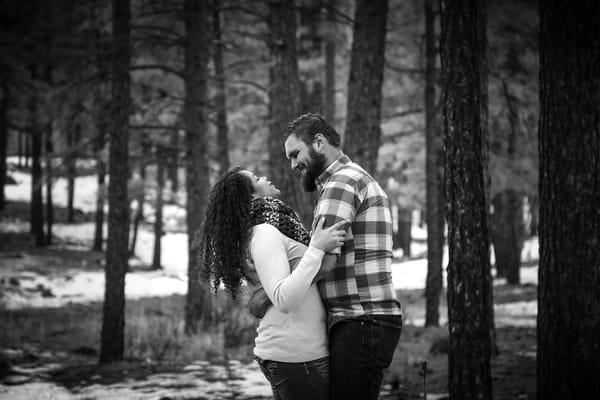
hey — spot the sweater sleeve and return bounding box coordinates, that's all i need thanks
[249,223,324,313]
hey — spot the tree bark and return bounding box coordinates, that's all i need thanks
[440,0,493,398]
[152,147,165,270]
[424,0,445,327]
[266,0,314,226]
[99,0,131,364]
[184,0,213,335]
[537,1,600,398]
[213,0,229,177]
[343,0,389,176]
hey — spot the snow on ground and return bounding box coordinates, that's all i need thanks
[0,360,273,400]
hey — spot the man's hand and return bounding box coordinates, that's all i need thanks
[248,286,272,318]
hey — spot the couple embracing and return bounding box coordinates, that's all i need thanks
[200,113,402,400]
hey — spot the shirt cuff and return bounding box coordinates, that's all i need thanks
[305,245,325,260]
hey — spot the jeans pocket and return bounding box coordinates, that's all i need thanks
[257,358,280,382]
[371,323,402,368]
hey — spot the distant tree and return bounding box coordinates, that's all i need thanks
[29,66,45,247]
[344,0,389,175]
[424,0,444,327]
[0,70,8,210]
[266,0,313,225]
[537,1,600,398]
[152,146,165,270]
[44,65,54,245]
[440,0,493,398]
[99,0,131,364]
[183,0,213,334]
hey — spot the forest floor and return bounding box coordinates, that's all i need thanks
[1,166,537,399]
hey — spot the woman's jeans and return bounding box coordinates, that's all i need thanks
[255,356,330,400]
[329,315,403,400]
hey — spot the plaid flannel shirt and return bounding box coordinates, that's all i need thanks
[313,154,402,328]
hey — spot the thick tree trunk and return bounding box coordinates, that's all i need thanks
[440,0,493,398]
[323,0,336,122]
[99,0,130,364]
[266,0,314,226]
[184,0,213,335]
[344,0,388,176]
[0,72,8,210]
[213,1,229,177]
[537,1,600,398]
[152,147,165,270]
[424,0,444,327]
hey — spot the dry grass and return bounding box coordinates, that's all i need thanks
[0,293,258,365]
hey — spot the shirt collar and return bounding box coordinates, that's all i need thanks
[316,154,351,187]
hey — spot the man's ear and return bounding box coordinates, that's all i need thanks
[313,133,327,152]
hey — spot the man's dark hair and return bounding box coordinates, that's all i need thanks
[284,113,342,148]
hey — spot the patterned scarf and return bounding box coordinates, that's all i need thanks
[250,197,310,245]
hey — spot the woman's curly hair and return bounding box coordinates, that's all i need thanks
[197,167,253,298]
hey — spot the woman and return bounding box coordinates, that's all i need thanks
[199,167,346,400]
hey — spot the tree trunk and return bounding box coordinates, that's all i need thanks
[168,128,179,194]
[44,66,54,245]
[25,134,31,168]
[395,207,411,258]
[66,121,80,223]
[440,0,493,398]
[93,155,106,252]
[99,0,130,364]
[183,0,213,335]
[129,139,147,256]
[0,71,8,210]
[424,0,444,327]
[491,190,523,283]
[152,147,165,270]
[213,0,229,177]
[343,0,389,176]
[323,0,336,122]
[29,65,44,247]
[490,82,525,284]
[537,1,600,398]
[266,0,314,226]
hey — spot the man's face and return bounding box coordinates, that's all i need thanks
[284,135,326,192]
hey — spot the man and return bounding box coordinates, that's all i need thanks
[283,113,402,400]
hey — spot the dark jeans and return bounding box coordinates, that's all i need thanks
[329,315,402,400]
[255,356,330,400]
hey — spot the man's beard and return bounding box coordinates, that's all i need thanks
[301,149,327,192]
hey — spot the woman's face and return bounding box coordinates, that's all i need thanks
[239,170,281,198]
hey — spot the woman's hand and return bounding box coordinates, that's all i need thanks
[309,217,348,253]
